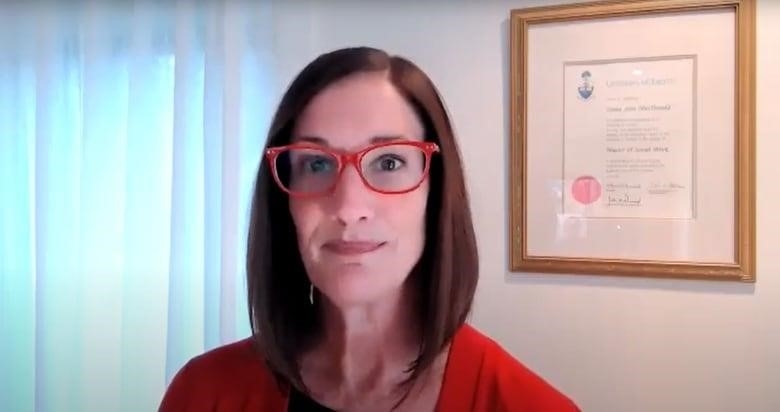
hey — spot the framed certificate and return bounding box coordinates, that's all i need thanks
[509,0,756,281]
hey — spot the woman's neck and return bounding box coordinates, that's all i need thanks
[307,283,421,394]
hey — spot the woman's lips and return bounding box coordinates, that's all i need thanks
[322,240,385,255]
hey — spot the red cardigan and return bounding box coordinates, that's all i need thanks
[159,324,580,411]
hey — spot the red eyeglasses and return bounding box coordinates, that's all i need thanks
[265,140,439,197]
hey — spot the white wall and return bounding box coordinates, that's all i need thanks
[270,1,780,410]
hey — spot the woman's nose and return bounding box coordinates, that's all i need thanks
[328,166,375,225]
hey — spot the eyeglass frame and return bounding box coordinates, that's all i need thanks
[265,140,440,198]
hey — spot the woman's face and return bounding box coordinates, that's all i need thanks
[288,71,429,307]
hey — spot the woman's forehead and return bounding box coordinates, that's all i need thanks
[292,73,424,150]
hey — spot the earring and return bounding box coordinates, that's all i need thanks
[309,283,314,305]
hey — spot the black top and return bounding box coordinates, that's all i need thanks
[288,387,336,412]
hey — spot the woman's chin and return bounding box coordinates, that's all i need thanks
[317,272,405,308]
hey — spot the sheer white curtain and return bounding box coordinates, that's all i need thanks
[0,1,276,410]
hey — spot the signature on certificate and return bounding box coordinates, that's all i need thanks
[607,193,643,206]
[604,182,643,206]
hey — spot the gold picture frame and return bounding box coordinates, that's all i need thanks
[509,0,756,281]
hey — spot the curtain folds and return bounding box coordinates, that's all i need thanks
[0,1,275,410]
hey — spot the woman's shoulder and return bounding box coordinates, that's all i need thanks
[437,323,580,412]
[158,338,288,411]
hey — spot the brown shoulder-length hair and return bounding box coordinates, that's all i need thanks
[246,46,479,393]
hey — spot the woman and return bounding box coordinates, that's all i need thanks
[159,47,579,412]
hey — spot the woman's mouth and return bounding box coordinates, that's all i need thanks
[322,240,386,255]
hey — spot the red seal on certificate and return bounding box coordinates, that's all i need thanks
[571,175,601,204]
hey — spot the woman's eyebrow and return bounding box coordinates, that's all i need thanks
[295,135,329,146]
[369,135,406,144]
[294,134,408,146]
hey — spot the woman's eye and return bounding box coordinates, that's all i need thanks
[302,156,334,173]
[377,155,405,171]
